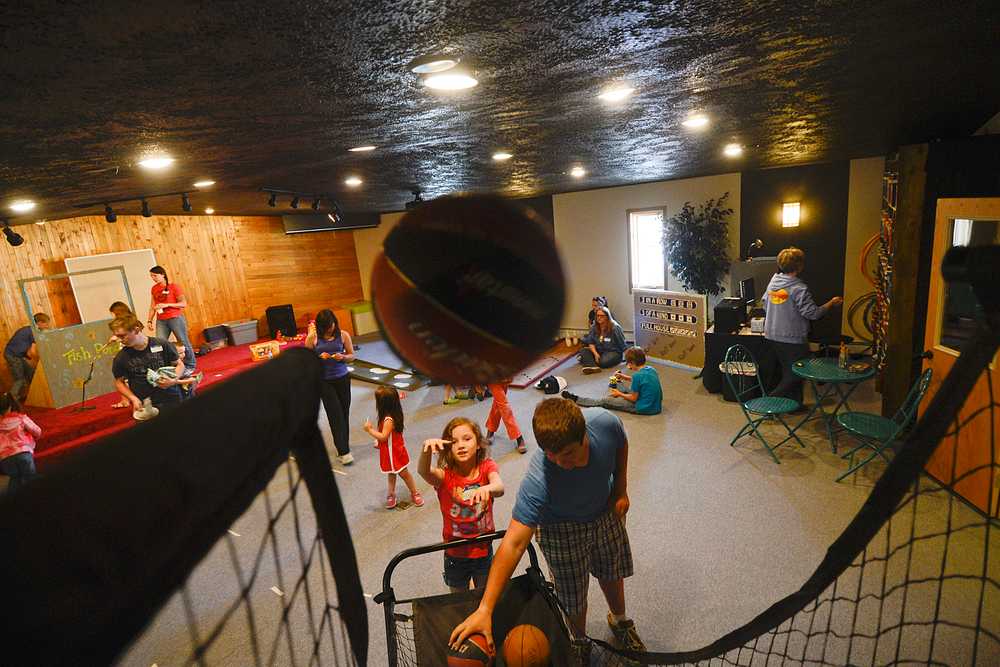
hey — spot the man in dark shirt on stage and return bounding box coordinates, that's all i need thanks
[109,314,183,412]
[4,313,51,402]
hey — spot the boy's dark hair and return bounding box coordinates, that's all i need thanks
[109,313,142,333]
[0,392,22,415]
[109,301,132,317]
[532,398,585,453]
[33,313,50,324]
[624,346,646,366]
[374,385,404,434]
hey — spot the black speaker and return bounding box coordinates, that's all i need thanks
[266,304,296,338]
[714,297,744,335]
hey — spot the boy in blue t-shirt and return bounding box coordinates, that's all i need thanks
[563,346,662,415]
[450,399,645,657]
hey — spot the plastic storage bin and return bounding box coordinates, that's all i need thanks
[224,319,259,346]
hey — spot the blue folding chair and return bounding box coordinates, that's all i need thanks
[835,368,933,482]
[724,344,805,464]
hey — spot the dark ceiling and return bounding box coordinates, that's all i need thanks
[1,0,998,225]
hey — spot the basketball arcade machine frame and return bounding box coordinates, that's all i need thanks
[375,531,576,666]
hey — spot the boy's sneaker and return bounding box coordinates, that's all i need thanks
[338,453,354,465]
[607,613,646,653]
[561,390,580,402]
[582,366,601,374]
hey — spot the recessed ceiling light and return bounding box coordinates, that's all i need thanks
[345,177,363,187]
[492,152,513,161]
[138,155,174,170]
[204,207,215,214]
[348,145,377,152]
[723,143,744,158]
[193,180,216,188]
[570,166,587,178]
[409,55,459,74]
[10,200,36,213]
[598,86,634,102]
[423,66,478,91]
[682,114,710,129]
[34,220,46,226]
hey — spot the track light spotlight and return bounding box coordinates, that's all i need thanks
[329,200,345,224]
[312,198,321,210]
[141,199,152,217]
[104,204,117,223]
[290,196,300,209]
[181,193,192,212]
[267,192,277,207]
[2,220,24,247]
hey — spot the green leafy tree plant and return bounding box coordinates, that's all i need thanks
[663,192,733,296]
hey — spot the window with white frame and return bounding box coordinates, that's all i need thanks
[628,208,666,291]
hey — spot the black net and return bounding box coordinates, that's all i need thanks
[0,348,366,666]
[579,247,1000,666]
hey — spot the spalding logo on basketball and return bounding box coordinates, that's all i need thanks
[371,194,566,385]
[447,633,495,666]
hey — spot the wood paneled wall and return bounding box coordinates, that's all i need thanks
[1,214,364,389]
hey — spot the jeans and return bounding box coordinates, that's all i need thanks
[578,348,623,368]
[320,374,352,456]
[156,315,196,371]
[769,340,810,404]
[4,353,34,401]
[0,452,37,494]
[575,395,638,413]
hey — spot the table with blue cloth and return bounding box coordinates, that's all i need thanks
[791,357,876,451]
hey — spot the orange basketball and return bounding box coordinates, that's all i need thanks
[371,194,565,386]
[502,624,550,667]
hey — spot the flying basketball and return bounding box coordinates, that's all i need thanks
[502,624,550,667]
[370,194,566,386]
[446,632,494,666]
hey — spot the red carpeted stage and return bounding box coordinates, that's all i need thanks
[28,341,293,465]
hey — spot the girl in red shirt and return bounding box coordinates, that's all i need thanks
[418,416,505,593]
[146,266,196,372]
[363,386,422,510]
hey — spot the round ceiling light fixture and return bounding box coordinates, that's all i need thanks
[422,60,478,91]
[408,54,459,74]
[348,145,377,152]
[204,207,215,215]
[193,180,216,188]
[10,200,36,213]
[682,113,710,129]
[138,154,174,170]
[570,166,587,178]
[345,176,363,187]
[723,143,744,158]
[598,85,634,102]
[492,152,513,161]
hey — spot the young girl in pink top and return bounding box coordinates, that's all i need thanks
[418,416,505,593]
[364,386,423,509]
[0,392,40,493]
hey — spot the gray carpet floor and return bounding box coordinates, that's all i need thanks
[119,340,997,665]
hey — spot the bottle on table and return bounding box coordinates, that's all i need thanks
[838,342,848,369]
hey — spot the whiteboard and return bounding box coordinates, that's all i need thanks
[66,249,156,330]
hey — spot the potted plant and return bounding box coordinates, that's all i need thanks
[663,193,733,298]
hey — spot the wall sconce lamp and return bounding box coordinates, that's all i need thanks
[782,202,801,228]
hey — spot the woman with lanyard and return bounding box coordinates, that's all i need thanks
[306,309,356,465]
[578,305,627,373]
[146,266,196,374]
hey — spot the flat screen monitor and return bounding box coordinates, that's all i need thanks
[740,277,756,306]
